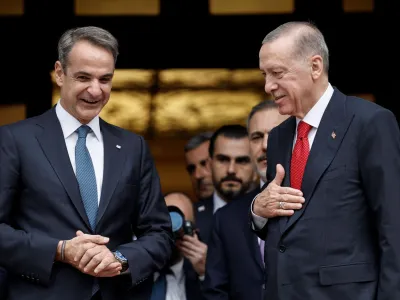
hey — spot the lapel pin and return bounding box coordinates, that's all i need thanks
[331,131,336,139]
[198,205,205,212]
[116,145,121,149]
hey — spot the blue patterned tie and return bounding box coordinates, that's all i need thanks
[75,125,98,231]
[151,272,167,300]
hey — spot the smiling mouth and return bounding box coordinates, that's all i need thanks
[81,99,100,104]
[274,95,285,101]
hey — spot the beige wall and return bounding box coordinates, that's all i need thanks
[0,0,23,15]
[0,105,26,126]
[0,0,373,16]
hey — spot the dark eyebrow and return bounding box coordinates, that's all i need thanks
[101,73,114,78]
[73,71,92,77]
[250,131,264,138]
[215,154,230,161]
[199,159,208,166]
[235,156,251,163]
[73,71,114,78]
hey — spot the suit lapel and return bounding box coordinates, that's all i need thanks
[247,233,264,271]
[243,188,265,271]
[196,197,214,243]
[36,108,92,231]
[96,120,126,227]
[284,89,354,233]
[278,117,296,234]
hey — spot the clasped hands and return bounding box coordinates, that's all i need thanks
[57,230,121,277]
[253,164,305,218]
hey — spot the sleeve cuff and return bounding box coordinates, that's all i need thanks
[251,195,268,229]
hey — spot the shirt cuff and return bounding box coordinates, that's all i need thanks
[251,195,268,230]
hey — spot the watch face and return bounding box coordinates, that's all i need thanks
[115,251,127,262]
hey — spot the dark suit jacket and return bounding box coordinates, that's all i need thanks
[183,259,203,300]
[203,187,265,300]
[0,267,6,300]
[194,196,214,245]
[254,88,400,300]
[0,108,173,300]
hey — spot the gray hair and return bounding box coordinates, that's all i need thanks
[184,131,214,153]
[246,100,279,129]
[57,26,119,71]
[262,21,329,73]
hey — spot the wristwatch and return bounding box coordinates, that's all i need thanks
[113,250,129,273]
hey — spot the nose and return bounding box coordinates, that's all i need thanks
[87,80,102,98]
[264,79,278,94]
[262,134,268,151]
[194,166,205,180]
[228,160,237,174]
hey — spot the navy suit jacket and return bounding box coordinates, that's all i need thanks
[0,267,6,299]
[203,187,265,300]
[194,196,214,245]
[183,259,203,300]
[0,108,173,300]
[254,88,400,300]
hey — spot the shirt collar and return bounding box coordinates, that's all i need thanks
[260,179,266,189]
[213,192,227,213]
[169,258,184,281]
[55,100,101,141]
[296,83,334,129]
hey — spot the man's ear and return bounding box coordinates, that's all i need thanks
[310,55,324,80]
[54,61,64,87]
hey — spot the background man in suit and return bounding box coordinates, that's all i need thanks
[187,125,254,282]
[203,101,288,300]
[151,192,203,300]
[194,125,255,246]
[0,26,173,300]
[184,132,214,202]
[251,21,400,300]
[179,132,214,280]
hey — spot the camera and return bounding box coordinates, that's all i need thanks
[168,205,195,240]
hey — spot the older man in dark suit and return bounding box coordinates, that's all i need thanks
[252,21,400,300]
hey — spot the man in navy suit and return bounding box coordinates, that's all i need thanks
[194,125,255,246]
[203,101,288,300]
[251,21,400,300]
[0,26,172,300]
[185,125,254,283]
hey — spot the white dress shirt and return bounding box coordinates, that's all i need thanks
[213,192,227,214]
[252,84,334,229]
[55,102,104,204]
[260,179,266,189]
[153,259,186,300]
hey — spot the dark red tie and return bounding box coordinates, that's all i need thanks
[290,121,312,190]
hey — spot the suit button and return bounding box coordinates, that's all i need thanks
[262,283,266,290]
[279,245,286,253]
